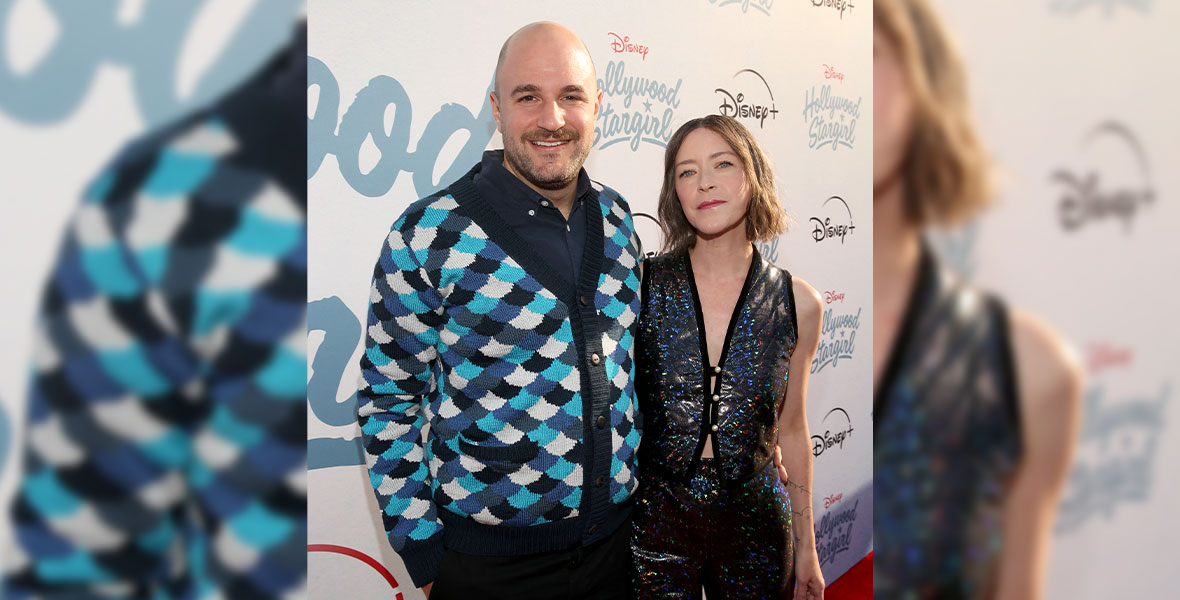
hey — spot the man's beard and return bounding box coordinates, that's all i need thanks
[503,127,590,191]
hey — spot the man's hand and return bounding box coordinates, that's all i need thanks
[774,445,789,482]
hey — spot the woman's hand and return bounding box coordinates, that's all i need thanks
[793,550,825,600]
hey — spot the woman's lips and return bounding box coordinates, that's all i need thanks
[698,200,726,210]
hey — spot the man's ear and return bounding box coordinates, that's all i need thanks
[490,91,503,131]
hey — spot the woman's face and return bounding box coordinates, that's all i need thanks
[673,127,751,242]
[873,24,915,194]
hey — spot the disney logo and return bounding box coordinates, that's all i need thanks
[1087,342,1133,375]
[823,64,845,83]
[811,407,854,457]
[824,290,845,304]
[810,196,856,244]
[823,492,843,509]
[715,69,779,129]
[608,32,650,60]
[1054,121,1155,233]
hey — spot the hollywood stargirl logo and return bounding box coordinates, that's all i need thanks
[1055,382,1168,533]
[707,0,775,16]
[594,59,683,152]
[802,84,862,151]
[1050,0,1151,15]
[815,498,859,566]
[811,304,860,374]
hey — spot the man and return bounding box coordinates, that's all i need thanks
[357,22,641,599]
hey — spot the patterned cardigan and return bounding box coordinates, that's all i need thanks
[358,161,642,586]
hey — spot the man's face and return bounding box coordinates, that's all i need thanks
[491,29,601,194]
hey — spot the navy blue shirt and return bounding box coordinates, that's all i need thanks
[474,150,589,285]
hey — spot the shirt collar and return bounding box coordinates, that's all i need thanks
[475,149,592,206]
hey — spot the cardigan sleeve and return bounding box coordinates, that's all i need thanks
[356,217,447,587]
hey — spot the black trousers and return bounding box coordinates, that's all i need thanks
[430,519,632,600]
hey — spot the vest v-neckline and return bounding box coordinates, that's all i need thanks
[683,247,760,461]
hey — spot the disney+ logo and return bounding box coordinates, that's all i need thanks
[811,407,855,458]
[715,69,779,129]
[1053,121,1155,233]
[811,0,856,19]
[810,196,856,244]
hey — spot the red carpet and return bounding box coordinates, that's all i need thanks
[823,552,872,599]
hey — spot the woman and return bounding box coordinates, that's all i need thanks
[872,1,1082,598]
[631,114,825,600]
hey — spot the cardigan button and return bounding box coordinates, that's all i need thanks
[591,353,601,365]
[712,394,719,402]
[588,524,600,535]
[580,295,590,306]
[596,415,607,429]
[711,424,719,432]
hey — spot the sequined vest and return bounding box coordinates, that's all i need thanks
[874,247,1021,600]
[637,249,798,483]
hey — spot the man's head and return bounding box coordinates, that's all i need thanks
[490,22,601,196]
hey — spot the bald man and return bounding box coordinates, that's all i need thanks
[357,22,642,599]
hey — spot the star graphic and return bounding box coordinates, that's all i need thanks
[643,99,653,113]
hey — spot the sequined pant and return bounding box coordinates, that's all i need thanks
[631,459,794,599]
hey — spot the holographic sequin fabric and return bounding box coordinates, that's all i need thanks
[632,249,799,598]
[632,460,794,599]
[874,247,1021,599]
[636,250,798,483]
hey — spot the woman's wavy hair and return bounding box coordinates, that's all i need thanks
[657,114,787,253]
[876,0,993,225]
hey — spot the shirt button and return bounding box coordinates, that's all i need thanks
[596,415,607,429]
[541,200,551,207]
[591,353,601,365]
[596,475,606,487]
[588,524,600,535]
[528,209,535,216]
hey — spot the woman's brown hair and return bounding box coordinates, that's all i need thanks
[876,0,993,225]
[657,114,787,253]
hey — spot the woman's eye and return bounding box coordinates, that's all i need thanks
[677,169,695,178]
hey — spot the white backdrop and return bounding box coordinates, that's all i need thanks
[308,1,873,597]
[0,0,302,570]
[931,1,1180,598]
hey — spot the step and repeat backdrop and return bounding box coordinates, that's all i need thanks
[308,1,872,597]
[930,1,1179,598]
[0,0,302,572]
